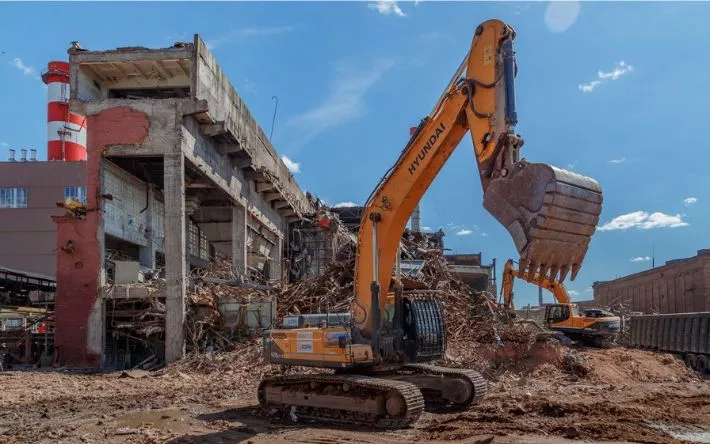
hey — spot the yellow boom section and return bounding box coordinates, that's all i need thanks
[351,19,602,339]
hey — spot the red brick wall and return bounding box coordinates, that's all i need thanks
[53,107,149,368]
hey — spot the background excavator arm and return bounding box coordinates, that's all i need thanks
[351,19,602,340]
[500,258,571,312]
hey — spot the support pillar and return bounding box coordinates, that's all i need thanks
[164,152,186,363]
[139,185,156,270]
[232,204,247,278]
[270,235,283,282]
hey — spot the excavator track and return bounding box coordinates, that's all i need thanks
[258,373,425,428]
[400,363,488,411]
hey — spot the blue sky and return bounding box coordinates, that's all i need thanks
[1,1,708,307]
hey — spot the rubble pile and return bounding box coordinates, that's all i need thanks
[175,224,548,378]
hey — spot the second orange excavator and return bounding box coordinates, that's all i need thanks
[499,259,621,346]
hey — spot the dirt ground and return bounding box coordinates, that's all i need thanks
[0,345,708,444]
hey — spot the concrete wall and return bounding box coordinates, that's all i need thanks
[594,249,710,314]
[0,161,87,277]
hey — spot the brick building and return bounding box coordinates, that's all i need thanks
[593,249,710,314]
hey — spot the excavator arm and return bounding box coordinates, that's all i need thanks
[500,258,571,312]
[352,19,602,339]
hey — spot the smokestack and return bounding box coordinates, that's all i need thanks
[538,286,543,307]
[20,149,27,162]
[30,149,37,161]
[8,149,15,162]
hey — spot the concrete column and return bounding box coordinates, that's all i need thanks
[139,185,156,270]
[270,236,283,282]
[232,204,248,278]
[164,152,186,363]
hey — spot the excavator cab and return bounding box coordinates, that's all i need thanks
[544,303,573,326]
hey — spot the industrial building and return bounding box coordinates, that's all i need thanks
[43,35,315,369]
[0,159,86,278]
[593,249,710,314]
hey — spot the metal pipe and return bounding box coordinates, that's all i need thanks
[372,222,379,284]
[502,38,518,127]
[395,244,402,285]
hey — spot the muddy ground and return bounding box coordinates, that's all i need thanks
[0,345,708,444]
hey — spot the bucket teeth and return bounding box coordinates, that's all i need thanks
[559,265,570,283]
[483,161,603,284]
[538,264,551,284]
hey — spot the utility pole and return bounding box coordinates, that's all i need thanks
[652,242,655,269]
[270,95,278,142]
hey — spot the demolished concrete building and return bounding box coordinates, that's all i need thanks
[52,35,315,369]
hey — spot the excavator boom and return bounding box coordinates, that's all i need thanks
[352,19,603,338]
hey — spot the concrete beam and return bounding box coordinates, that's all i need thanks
[164,152,186,364]
[243,169,263,181]
[180,99,209,116]
[70,48,192,64]
[185,181,214,189]
[200,121,227,138]
[273,200,290,210]
[256,181,275,193]
[218,142,243,155]
[279,208,296,217]
[264,192,281,202]
[231,157,252,168]
[151,60,172,80]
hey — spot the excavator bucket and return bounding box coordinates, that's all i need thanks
[483,160,602,283]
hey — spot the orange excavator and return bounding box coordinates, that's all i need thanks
[500,259,621,346]
[258,19,603,427]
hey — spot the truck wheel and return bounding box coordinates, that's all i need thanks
[695,355,708,374]
[685,354,697,370]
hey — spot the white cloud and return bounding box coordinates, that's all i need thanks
[481,232,488,237]
[630,256,651,262]
[9,58,40,80]
[579,61,633,93]
[285,58,395,149]
[333,201,359,208]
[421,226,432,231]
[368,1,406,17]
[579,80,601,93]
[567,160,578,170]
[598,211,689,231]
[608,158,626,164]
[206,26,294,49]
[585,287,593,293]
[456,229,473,236]
[569,290,580,296]
[544,1,581,33]
[0,142,9,147]
[241,78,257,95]
[513,3,532,15]
[281,155,301,173]
[683,197,698,206]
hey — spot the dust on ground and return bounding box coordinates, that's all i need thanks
[0,344,707,444]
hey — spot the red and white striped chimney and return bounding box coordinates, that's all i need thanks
[41,61,87,161]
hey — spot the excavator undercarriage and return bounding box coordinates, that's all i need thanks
[260,294,488,428]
